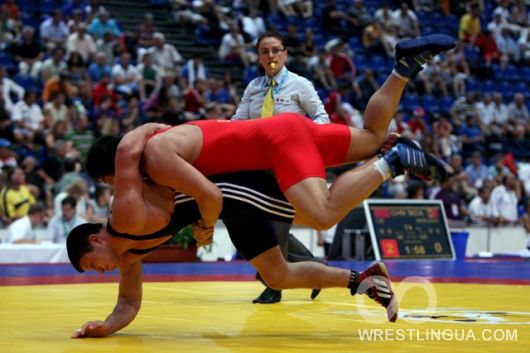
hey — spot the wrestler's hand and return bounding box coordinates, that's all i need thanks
[192,220,214,247]
[72,320,110,338]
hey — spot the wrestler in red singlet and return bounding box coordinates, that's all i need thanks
[186,113,352,192]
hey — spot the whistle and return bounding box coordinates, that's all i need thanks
[270,62,277,69]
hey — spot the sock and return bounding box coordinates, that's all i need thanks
[374,158,393,181]
[347,270,360,295]
[392,69,409,82]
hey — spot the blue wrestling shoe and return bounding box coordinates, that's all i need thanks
[349,262,399,322]
[380,132,421,155]
[394,34,456,80]
[383,143,453,183]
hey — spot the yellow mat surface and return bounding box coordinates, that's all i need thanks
[0,281,528,353]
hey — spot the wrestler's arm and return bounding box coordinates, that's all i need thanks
[112,123,169,232]
[143,138,222,229]
[72,261,142,338]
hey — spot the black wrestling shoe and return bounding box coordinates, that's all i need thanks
[383,143,452,183]
[349,262,399,322]
[310,288,321,300]
[394,34,456,80]
[253,288,282,304]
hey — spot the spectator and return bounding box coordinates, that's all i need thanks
[54,157,83,195]
[48,196,86,243]
[345,0,373,32]
[307,49,337,91]
[0,66,24,114]
[0,138,16,169]
[11,91,44,147]
[450,92,479,128]
[42,70,77,104]
[326,40,356,82]
[218,25,252,67]
[65,115,95,159]
[149,32,183,75]
[465,151,489,189]
[504,123,530,160]
[278,0,312,18]
[487,13,506,38]
[53,179,89,218]
[434,175,470,222]
[321,0,348,36]
[137,13,157,51]
[66,23,96,63]
[363,20,393,57]
[41,47,68,83]
[136,52,161,101]
[490,174,521,225]
[95,30,117,64]
[43,92,71,130]
[407,106,429,140]
[392,1,420,39]
[240,8,266,42]
[112,52,140,96]
[458,3,481,43]
[88,9,122,39]
[493,0,510,22]
[66,9,85,33]
[468,186,494,225]
[180,53,209,90]
[374,1,395,30]
[9,26,44,81]
[475,29,506,69]
[487,153,513,183]
[476,93,494,128]
[86,185,111,223]
[459,113,485,157]
[66,52,91,95]
[5,203,46,243]
[490,92,509,127]
[39,9,69,50]
[88,51,112,82]
[160,96,189,126]
[507,93,529,124]
[183,78,207,115]
[495,27,520,64]
[0,166,36,224]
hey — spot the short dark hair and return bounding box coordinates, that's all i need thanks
[256,31,284,52]
[66,223,103,273]
[86,135,121,181]
[61,196,77,208]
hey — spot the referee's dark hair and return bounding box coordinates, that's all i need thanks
[66,223,104,273]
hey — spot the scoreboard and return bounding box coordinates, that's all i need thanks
[363,199,455,260]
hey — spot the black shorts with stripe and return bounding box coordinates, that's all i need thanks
[173,171,295,260]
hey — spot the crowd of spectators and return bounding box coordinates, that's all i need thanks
[0,0,529,248]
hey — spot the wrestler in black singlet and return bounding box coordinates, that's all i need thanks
[107,171,296,260]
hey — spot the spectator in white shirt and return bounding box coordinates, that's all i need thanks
[149,32,183,75]
[5,203,47,244]
[41,47,67,83]
[218,25,251,67]
[490,174,521,225]
[66,23,96,62]
[475,93,494,127]
[112,52,140,96]
[39,9,69,50]
[11,91,44,145]
[0,66,24,114]
[48,196,86,244]
[392,2,420,38]
[241,8,266,42]
[468,186,494,225]
[490,92,509,125]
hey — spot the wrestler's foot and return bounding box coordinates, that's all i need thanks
[383,143,453,183]
[380,132,421,155]
[253,287,282,304]
[349,262,398,322]
[311,288,321,300]
[394,34,456,80]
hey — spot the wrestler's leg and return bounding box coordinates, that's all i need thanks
[288,157,383,229]
[250,246,350,289]
[343,74,407,162]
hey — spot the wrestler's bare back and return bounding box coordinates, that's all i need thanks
[144,124,204,165]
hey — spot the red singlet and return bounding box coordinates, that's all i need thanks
[186,113,352,192]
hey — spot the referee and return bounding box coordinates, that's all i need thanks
[232,31,328,304]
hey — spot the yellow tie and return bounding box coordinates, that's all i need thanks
[260,79,276,118]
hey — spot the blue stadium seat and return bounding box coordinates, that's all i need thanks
[514,82,527,94]
[17,0,38,12]
[402,95,420,111]
[14,74,36,91]
[481,80,497,93]
[243,66,258,85]
[439,96,455,113]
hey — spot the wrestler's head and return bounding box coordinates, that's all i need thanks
[86,136,122,183]
[256,31,287,77]
[67,223,119,273]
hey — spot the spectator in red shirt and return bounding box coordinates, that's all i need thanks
[475,29,506,69]
[326,41,356,82]
[92,73,117,108]
[407,107,428,139]
[184,78,207,115]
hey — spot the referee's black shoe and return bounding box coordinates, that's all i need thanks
[253,287,282,304]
